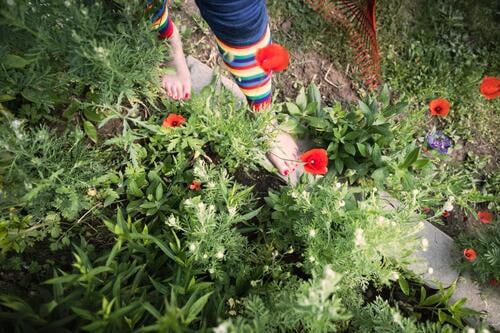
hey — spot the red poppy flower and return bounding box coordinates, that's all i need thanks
[442,210,450,218]
[299,148,328,175]
[429,98,450,116]
[189,180,201,191]
[477,211,493,224]
[463,248,477,262]
[256,44,290,74]
[479,76,500,100]
[162,114,186,128]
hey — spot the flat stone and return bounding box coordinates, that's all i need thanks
[379,191,401,210]
[450,275,500,330]
[409,221,460,289]
[186,55,245,101]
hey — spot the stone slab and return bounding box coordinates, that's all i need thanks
[186,55,245,101]
[450,274,500,330]
[409,221,460,289]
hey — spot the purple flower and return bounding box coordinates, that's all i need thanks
[427,131,452,153]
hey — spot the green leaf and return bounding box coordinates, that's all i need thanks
[419,286,427,305]
[296,88,307,110]
[379,84,390,106]
[413,159,430,169]
[72,306,95,321]
[421,292,443,306]
[83,120,97,143]
[127,179,144,197]
[398,276,410,296]
[344,143,356,156]
[372,144,382,166]
[286,102,301,116]
[307,83,322,113]
[185,292,213,324]
[358,100,372,115]
[155,184,163,201]
[344,131,361,140]
[383,102,408,117]
[2,54,31,69]
[334,159,344,174]
[357,143,367,157]
[83,109,101,122]
[400,147,419,169]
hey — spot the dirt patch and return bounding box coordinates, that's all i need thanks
[275,49,358,105]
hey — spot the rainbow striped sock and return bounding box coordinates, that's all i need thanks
[215,26,273,111]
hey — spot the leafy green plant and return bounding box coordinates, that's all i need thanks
[455,220,500,284]
[0,119,114,253]
[397,277,480,329]
[281,84,408,183]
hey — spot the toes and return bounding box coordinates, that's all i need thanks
[172,84,181,100]
[267,151,289,177]
[182,83,192,100]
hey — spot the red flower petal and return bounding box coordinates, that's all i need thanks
[256,44,290,73]
[479,76,500,100]
[429,98,450,116]
[477,211,493,224]
[299,148,328,175]
[442,210,450,218]
[163,114,186,128]
[189,180,202,191]
[463,248,477,262]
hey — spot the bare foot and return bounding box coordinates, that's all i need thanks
[266,132,302,178]
[161,25,192,100]
[161,60,192,100]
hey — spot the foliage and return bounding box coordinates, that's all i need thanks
[0,0,166,133]
[455,220,500,284]
[281,84,417,184]
[0,118,114,253]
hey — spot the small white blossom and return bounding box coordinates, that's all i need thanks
[208,268,215,274]
[427,267,434,275]
[227,298,235,308]
[64,0,71,7]
[309,256,316,263]
[373,187,378,193]
[250,280,258,287]
[392,312,402,325]
[166,215,178,227]
[354,228,366,247]
[216,250,225,260]
[309,229,317,237]
[272,250,279,258]
[202,253,208,259]
[287,246,294,254]
[421,238,429,251]
[467,328,475,333]
[390,272,399,281]
[338,200,345,207]
[443,201,454,212]
[449,196,455,202]
[213,322,229,333]
[335,182,342,189]
[412,189,419,196]
[188,243,197,252]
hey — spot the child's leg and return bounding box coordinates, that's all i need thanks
[215,27,299,176]
[150,0,191,100]
[215,26,273,111]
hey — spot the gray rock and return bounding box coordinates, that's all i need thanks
[450,274,500,330]
[186,55,245,101]
[409,221,460,289]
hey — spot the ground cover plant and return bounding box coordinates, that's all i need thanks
[0,0,498,332]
